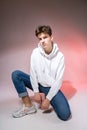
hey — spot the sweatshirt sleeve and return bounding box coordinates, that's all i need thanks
[46,55,65,101]
[30,51,39,93]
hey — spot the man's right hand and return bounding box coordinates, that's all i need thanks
[34,92,42,103]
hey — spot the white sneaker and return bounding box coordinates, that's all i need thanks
[12,104,37,118]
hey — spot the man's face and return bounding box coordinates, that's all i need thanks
[37,33,53,54]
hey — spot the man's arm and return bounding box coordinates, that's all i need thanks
[30,52,39,92]
[46,55,65,101]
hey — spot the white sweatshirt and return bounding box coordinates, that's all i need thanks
[30,43,65,101]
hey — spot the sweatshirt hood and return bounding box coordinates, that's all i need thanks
[38,43,59,59]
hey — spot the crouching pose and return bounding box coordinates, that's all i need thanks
[12,25,71,120]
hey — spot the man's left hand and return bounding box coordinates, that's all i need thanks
[41,98,50,110]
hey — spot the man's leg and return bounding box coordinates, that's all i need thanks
[11,70,37,117]
[51,90,71,121]
[39,84,71,121]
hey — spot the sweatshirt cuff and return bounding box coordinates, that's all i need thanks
[33,88,39,93]
[46,94,53,101]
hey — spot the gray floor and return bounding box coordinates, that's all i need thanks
[0,85,87,130]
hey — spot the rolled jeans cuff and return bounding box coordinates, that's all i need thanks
[18,92,28,98]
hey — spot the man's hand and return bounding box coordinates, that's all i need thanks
[34,92,42,103]
[41,98,50,110]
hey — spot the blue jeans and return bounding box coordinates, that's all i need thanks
[11,70,71,121]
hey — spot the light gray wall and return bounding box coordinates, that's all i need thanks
[0,0,86,51]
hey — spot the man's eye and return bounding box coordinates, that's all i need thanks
[44,36,47,39]
[39,38,42,40]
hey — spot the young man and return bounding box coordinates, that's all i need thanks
[12,25,71,120]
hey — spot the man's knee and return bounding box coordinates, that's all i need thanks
[11,70,20,81]
[58,111,71,121]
